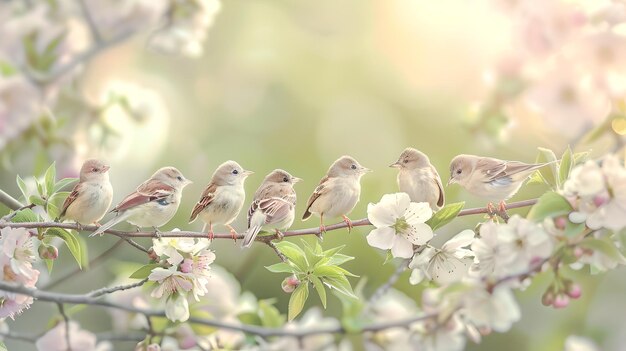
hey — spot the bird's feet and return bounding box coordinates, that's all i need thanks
[316,224,326,241]
[92,222,102,227]
[275,229,284,241]
[497,201,510,222]
[226,225,238,243]
[486,203,497,220]
[152,226,162,239]
[342,215,353,233]
[75,222,84,231]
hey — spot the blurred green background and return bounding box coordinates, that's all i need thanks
[1,0,624,350]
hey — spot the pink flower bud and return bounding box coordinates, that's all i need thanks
[573,247,584,258]
[553,294,570,309]
[38,244,58,260]
[148,249,159,261]
[567,284,582,299]
[281,275,300,293]
[147,344,161,351]
[180,258,193,273]
[554,217,567,230]
[541,290,555,306]
[593,195,608,207]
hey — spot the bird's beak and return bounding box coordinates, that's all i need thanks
[361,167,372,173]
[447,178,454,186]
[184,178,193,185]
[243,170,254,177]
[292,177,303,183]
[389,161,401,168]
[101,165,110,172]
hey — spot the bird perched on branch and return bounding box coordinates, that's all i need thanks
[302,155,371,237]
[390,148,444,211]
[91,167,191,236]
[242,169,300,248]
[448,154,555,213]
[189,160,253,241]
[59,159,113,227]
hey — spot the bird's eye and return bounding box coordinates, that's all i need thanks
[177,176,183,181]
[403,159,409,164]
[93,168,99,172]
[283,177,289,182]
[351,164,357,170]
[456,169,462,175]
[232,169,239,175]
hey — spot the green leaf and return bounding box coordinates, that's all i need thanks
[426,202,465,231]
[76,235,89,270]
[53,178,77,193]
[44,258,54,274]
[274,241,308,271]
[0,340,7,351]
[322,245,345,258]
[265,262,296,274]
[46,228,82,269]
[558,146,572,187]
[288,283,309,321]
[572,151,590,166]
[527,192,572,222]
[322,274,357,299]
[258,299,285,328]
[527,170,546,185]
[11,208,38,223]
[310,276,327,308]
[563,220,586,238]
[16,174,29,199]
[29,195,46,208]
[44,162,56,196]
[536,147,559,188]
[327,253,354,266]
[129,263,162,279]
[580,238,626,264]
[35,179,44,197]
[189,309,217,335]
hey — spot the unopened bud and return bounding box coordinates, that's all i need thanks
[38,244,58,260]
[553,294,570,309]
[146,344,161,351]
[147,249,159,261]
[554,217,567,230]
[566,283,582,299]
[180,258,193,273]
[541,289,555,306]
[281,275,300,293]
[593,195,608,207]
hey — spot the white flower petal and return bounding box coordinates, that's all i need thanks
[442,230,475,252]
[391,236,414,258]
[165,293,190,322]
[405,202,433,224]
[405,222,434,245]
[366,227,396,250]
[409,269,425,285]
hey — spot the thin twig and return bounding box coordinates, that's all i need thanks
[0,199,540,240]
[265,241,287,262]
[0,189,23,211]
[368,259,409,303]
[42,239,126,290]
[87,278,148,298]
[57,303,72,351]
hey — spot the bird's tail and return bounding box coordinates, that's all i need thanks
[302,209,312,221]
[241,226,262,248]
[90,211,130,237]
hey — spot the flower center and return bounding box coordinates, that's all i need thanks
[393,217,410,236]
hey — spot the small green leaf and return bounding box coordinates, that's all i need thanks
[580,238,626,264]
[53,178,77,193]
[44,258,54,273]
[527,192,572,222]
[322,274,357,298]
[11,208,38,223]
[46,228,82,269]
[258,299,285,328]
[426,202,465,231]
[129,263,162,279]
[274,241,308,271]
[563,220,586,238]
[310,276,327,308]
[322,245,346,258]
[76,235,89,270]
[536,147,559,188]
[558,146,572,187]
[44,162,56,196]
[265,262,296,274]
[0,340,7,351]
[572,151,590,166]
[288,283,309,321]
[29,195,46,208]
[16,174,29,199]
[327,253,353,266]
[527,170,545,185]
[35,179,44,197]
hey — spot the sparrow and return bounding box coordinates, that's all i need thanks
[390,148,444,211]
[189,160,253,241]
[59,159,113,227]
[448,154,555,212]
[91,167,192,236]
[242,169,301,248]
[302,155,371,236]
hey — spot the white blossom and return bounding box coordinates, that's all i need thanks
[564,335,600,351]
[460,284,521,333]
[36,322,111,351]
[0,227,39,319]
[366,193,434,259]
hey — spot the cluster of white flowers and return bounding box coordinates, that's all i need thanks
[0,227,39,319]
[35,321,111,351]
[148,235,215,322]
[564,154,626,231]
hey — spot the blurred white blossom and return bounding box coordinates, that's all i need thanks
[86,0,168,38]
[565,335,600,351]
[366,193,434,259]
[149,0,221,58]
[0,75,42,150]
[0,227,39,319]
[35,321,111,351]
[460,284,521,333]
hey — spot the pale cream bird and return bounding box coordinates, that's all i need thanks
[302,156,371,236]
[189,160,253,241]
[91,167,192,236]
[242,169,301,248]
[390,148,444,211]
[59,159,113,227]
[448,154,554,212]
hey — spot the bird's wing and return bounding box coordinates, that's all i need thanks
[113,180,175,212]
[478,158,547,187]
[302,176,330,220]
[188,181,218,222]
[430,165,445,208]
[59,182,84,218]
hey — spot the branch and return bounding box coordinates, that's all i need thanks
[0,199,539,241]
[76,0,103,44]
[87,278,148,298]
[368,259,409,303]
